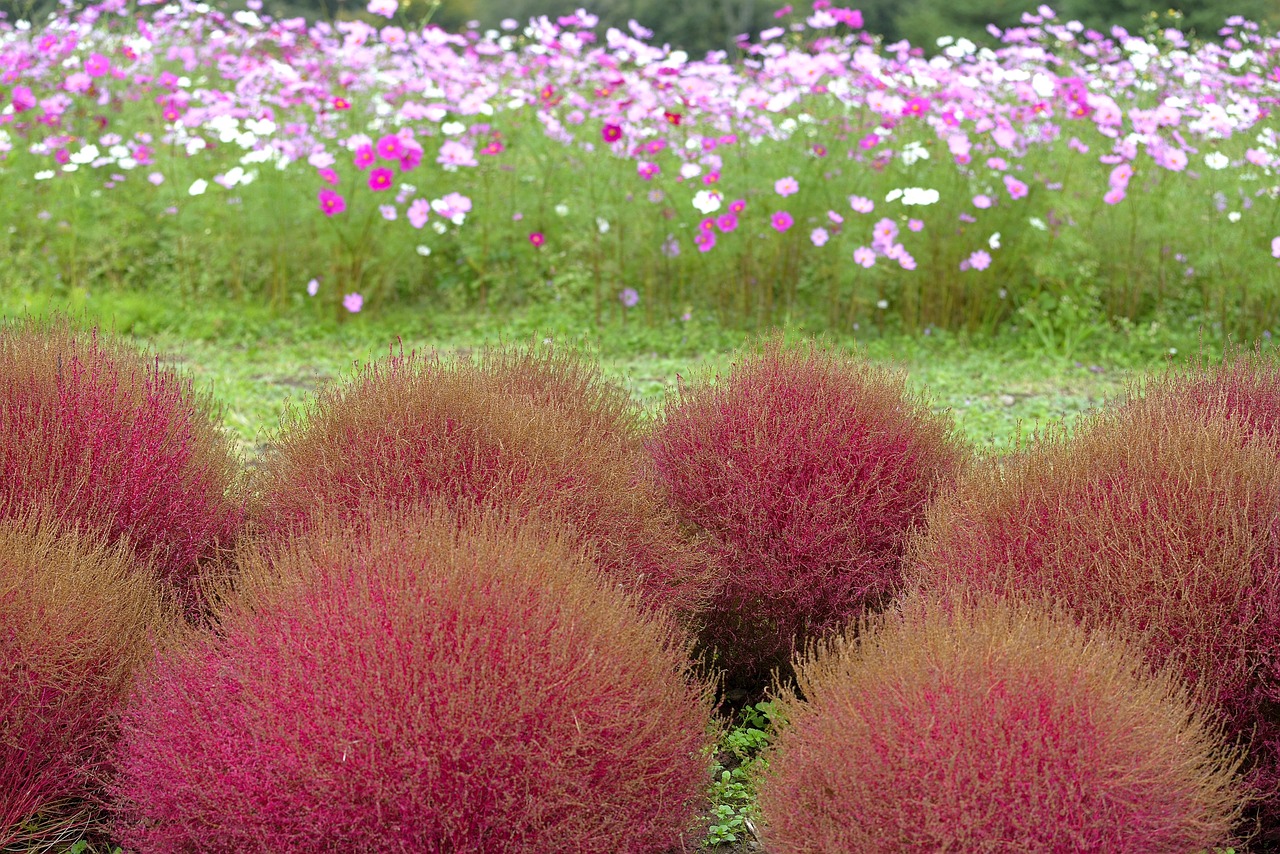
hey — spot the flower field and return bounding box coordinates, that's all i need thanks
[1,0,1278,336]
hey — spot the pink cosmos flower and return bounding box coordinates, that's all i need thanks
[775,176,799,196]
[147,172,164,186]
[902,96,931,116]
[771,211,794,232]
[11,86,36,112]
[1108,163,1133,188]
[853,247,876,268]
[307,278,319,296]
[811,227,829,247]
[529,232,545,247]
[967,250,992,271]
[716,213,738,233]
[872,217,899,246]
[908,219,924,232]
[408,198,430,229]
[729,199,746,214]
[898,252,917,270]
[379,204,397,221]
[85,53,111,77]
[637,161,660,180]
[376,134,403,161]
[368,168,394,191]
[973,194,993,209]
[1162,148,1189,171]
[353,144,375,170]
[318,168,339,186]
[367,0,396,18]
[343,292,364,312]
[437,140,478,169]
[619,287,639,307]
[64,72,92,94]
[849,195,874,214]
[602,124,622,142]
[828,210,844,224]
[694,231,716,252]
[1273,236,1280,259]
[318,189,346,216]
[1104,187,1126,205]
[1003,175,1029,200]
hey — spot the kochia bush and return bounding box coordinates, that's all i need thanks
[111,505,717,853]
[646,336,967,688]
[251,341,713,618]
[755,594,1248,853]
[906,395,1280,842]
[0,316,244,608]
[1,515,169,848]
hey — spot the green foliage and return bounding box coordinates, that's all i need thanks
[702,702,777,848]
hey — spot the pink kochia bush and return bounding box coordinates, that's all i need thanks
[1,514,170,848]
[755,594,1248,853]
[906,394,1280,843]
[111,505,718,853]
[251,341,714,618]
[0,316,244,608]
[646,336,967,687]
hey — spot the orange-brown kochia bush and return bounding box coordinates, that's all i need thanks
[251,342,713,618]
[0,316,244,607]
[1,516,170,848]
[111,506,718,853]
[646,337,967,687]
[906,396,1280,841]
[755,594,1248,853]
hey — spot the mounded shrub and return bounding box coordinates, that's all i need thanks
[906,395,1280,841]
[755,593,1248,853]
[645,335,967,689]
[251,340,713,618]
[111,505,718,853]
[1,514,170,848]
[0,315,244,608]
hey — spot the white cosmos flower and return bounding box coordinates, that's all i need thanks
[188,178,208,196]
[1205,152,1230,170]
[901,187,940,206]
[692,189,722,214]
[441,121,466,135]
[554,203,569,216]
[34,170,55,180]
[416,245,431,256]
[989,232,1001,249]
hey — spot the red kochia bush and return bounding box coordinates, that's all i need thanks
[755,594,1248,853]
[111,506,718,853]
[0,316,244,606]
[906,396,1280,841]
[1,515,169,848]
[646,336,967,687]
[251,341,713,618]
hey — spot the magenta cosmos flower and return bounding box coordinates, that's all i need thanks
[318,189,346,216]
[353,144,375,170]
[376,134,403,161]
[771,211,794,232]
[602,124,622,142]
[368,168,394,191]
[529,232,545,247]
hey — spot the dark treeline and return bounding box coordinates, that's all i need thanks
[2,0,1278,56]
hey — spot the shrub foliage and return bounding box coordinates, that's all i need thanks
[1,515,169,849]
[251,341,714,618]
[646,336,967,688]
[111,504,718,853]
[755,594,1248,853]
[0,316,244,607]
[907,394,1280,840]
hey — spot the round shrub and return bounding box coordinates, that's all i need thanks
[111,505,718,853]
[0,316,244,607]
[906,395,1280,841]
[645,336,967,688]
[251,341,713,618]
[755,593,1248,853]
[1,514,170,848]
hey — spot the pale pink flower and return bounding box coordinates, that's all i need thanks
[853,247,876,268]
[343,292,364,312]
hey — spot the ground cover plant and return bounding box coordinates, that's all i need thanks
[251,340,716,618]
[754,593,1249,852]
[0,314,244,611]
[648,335,968,692]
[906,389,1280,845]
[1,514,170,851]
[0,1,1278,339]
[111,503,718,853]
